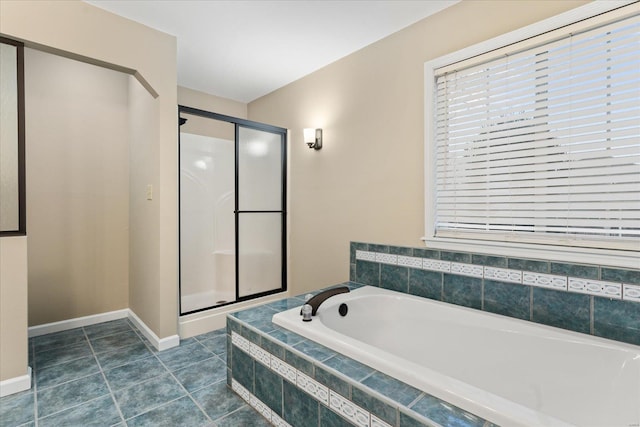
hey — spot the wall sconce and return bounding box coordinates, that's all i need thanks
[304,128,322,150]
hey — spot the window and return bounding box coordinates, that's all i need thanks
[425,3,639,259]
[0,37,26,236]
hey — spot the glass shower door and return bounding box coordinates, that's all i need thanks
[237,126,284,298]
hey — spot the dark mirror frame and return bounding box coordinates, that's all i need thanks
[0,36,26,236]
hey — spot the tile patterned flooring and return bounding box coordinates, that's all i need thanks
[0,319,269,426]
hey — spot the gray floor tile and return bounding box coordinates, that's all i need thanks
[216,405,271,427]
[114,373,186,419]
[34,341,93,369]
[156,341,213,372]
[173,356,227,392]
[84,319,134,339]
[37,373,110,418]
[199,335,227,356]
[36,356,100,389]
[90,330,144,354]
[0,391,34,427]
[5,321,258,427]
[96,341,153,371]
[126,396,209,427]
[192,382,244,421]
[194,328,226,341]
[104,356,167,391]
[38,395,122,427]
[32,328,87,353]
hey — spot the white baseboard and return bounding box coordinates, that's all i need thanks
[127,310,179,351]
[27,308,179,352]
[0,367,31,397]
[28,309,129,338]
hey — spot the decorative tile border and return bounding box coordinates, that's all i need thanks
[483,267,522,284]
[397,255,423,269]
[568,278,622,298]
[424,258,451,273]
[356,250,377,262]
[451,262,483,278]
[329,390,370,427]
[231,332,393,427]
[232,379,293,427]
[355,249,633,301]
[297,371,329,405]
[623,284,640,302]
[250,342,271,367]
[522,272,567,291]
[375,253,398,265]
[271,354,297,383]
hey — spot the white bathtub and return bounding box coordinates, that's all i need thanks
[272,286,640,427]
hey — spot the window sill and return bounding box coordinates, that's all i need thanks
[421,236,639,270]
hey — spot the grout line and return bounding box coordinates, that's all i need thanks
[122,395,187,423]
[149,342,215,423]
[82,327,127,426]
[529,286,534,321]
[212,403,250,423]
[407,392,425,408]
[35,369,103,392]
[20,323,238,427]
[36,394,116,424]
[187,377,227,396]
[590,296,595,335]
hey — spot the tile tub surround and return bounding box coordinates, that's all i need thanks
[227,291,496,427]
[0,319,267,427]
[350,242,640,346]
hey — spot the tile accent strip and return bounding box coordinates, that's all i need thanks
[483,267,522,284]
[329,390,371,427]
[297,371,329,405]
[623,284,640,302]
[568,278,622,298]
[232,379,293,427]
[356,249,632,301]
[232,332,394,427]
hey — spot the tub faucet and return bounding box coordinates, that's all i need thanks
[300,286,350,317]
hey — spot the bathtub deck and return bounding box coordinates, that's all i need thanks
[226,282,496,427]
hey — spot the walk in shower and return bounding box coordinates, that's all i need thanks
[179,106,286,315]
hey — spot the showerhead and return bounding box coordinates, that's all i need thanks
[179,117,188,126]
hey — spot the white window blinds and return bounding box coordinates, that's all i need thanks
[433,13,640,251]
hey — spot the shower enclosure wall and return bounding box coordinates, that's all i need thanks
[179,106,286,315]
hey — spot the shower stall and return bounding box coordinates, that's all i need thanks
[178,106,286,315]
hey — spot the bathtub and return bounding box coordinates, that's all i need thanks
[272,286,640,427]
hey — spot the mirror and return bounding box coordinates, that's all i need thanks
[0,37,25,235]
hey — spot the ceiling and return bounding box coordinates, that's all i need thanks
[85,0,459,103]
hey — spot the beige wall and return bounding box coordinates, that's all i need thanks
[178,86,247,142]
[0,237,28,381]
[178,86,247,119]
[0,0,178,341]
[24,48,130,325]
[248,0,589,295]
[128,75,161,333]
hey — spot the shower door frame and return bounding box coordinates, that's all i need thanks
[178,105,287,316]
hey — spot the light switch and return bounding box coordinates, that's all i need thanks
[146,184,153,200]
